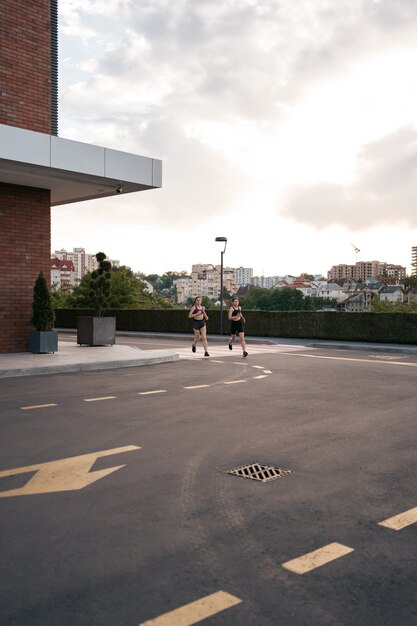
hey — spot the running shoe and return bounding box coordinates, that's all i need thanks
[243,351,248,357]
[192,344,196,353]
[204,351,210,357]
[228,343,233,350]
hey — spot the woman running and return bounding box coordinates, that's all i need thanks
[188,296,210,356]
[227,297,248,357]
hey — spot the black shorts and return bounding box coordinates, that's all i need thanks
[231,320,244,334]
[193,319,206,330]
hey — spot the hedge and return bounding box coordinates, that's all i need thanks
[54,309,417,344]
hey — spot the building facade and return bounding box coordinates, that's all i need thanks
[53,247,119,283]
[412,246,417,275]
[51,258,76,289]
[174,264,237,304]
[328,261,406,282]
[234,266,253,286]
[0,1,161,352]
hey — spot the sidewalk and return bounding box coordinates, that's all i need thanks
[0,341,178,379]
[1,331,416,379]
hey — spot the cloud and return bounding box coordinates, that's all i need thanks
[284,125,417,229]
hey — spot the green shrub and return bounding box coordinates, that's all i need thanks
[32,272,55,331]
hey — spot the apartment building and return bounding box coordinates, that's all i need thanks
[175,264,237,304]
[54,248,119,282]
[412,246,417,275]
[234,266,253,286]
[51,259,76,289]
[328,261,406,282]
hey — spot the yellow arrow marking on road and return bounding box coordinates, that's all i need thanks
[0,445,140,497]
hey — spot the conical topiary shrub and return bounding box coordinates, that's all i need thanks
[77,252,116,346]
[29,271,58,353]
[32,271,55,331]
[89,252,112,317]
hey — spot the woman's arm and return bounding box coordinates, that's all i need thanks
[227,307,234,320]
[188,308,195,319]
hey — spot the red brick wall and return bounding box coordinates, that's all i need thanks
[0,184,51,352]
[0,0,51,133]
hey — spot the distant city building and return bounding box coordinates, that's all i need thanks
[50,258,76,289]
[174,264,237,304]
[234,266,253,286]
[412,246,417,275]
[251,275,282,288]
[53,247,119,282]
[328,261,406,282]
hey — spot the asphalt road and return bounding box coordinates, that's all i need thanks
[1,335,417,625]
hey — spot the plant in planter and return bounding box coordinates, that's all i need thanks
[77,252,116,346]
[29,271,58,353]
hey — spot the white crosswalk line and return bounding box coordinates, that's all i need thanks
[176,343,311,360]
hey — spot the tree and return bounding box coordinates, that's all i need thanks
[71,265,176,310]
[50,283,73,308]
[32,272,55,331]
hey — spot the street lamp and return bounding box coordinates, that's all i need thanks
[215,236,228,335]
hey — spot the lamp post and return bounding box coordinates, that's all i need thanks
[215,236,228,335]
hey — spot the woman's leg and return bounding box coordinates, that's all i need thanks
[228,332,236,348]
[192,329,200,351]
[238,331,247,353]
[200,325,209,353]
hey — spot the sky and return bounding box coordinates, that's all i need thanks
[53,0,417,277]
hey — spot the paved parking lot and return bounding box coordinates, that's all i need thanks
[1,335,417,625]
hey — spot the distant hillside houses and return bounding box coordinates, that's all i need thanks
[174,264,417,312]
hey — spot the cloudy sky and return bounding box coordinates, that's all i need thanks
[54,0,417,277]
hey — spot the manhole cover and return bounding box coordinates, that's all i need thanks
[225,463,292,482]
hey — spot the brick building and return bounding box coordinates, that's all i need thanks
[0,0,161,352]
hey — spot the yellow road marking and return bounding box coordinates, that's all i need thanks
[0,445,140,497]
[253,375,268,379]
[224,380,246,385]
[20,403,57,410]
[378,506,417,530]
[282,542,354,574]
[139,591,242,625]
[83,396,116,402]
[138,390,167,395]
[184,385,210,390]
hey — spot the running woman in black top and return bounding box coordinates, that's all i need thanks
[227,297,248,357]
[188,296,210,356]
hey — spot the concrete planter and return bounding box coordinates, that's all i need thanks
[29,330,58,353]
[77,316,116,346]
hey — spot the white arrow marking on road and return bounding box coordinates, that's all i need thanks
[0,445,140,497]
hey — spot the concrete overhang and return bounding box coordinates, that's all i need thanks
[0,124,162,206]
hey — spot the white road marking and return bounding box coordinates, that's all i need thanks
[282,542,354,574]
[224,380,246,385]
[253,375,268,379]
[138,390,167,395]
[263,369,272,374]
[184,385,210,390]
[252,365,265,369]
[83,396,116,402]
[378,506,417,530]
[138,591,242,625]
[20,403,57,410]
[282,352,417,367]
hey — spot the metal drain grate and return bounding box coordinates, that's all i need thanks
[226,463,292,482]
